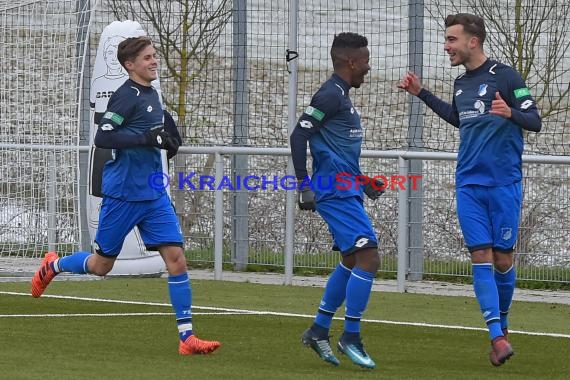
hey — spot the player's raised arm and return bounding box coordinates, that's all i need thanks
[397,71,460,127]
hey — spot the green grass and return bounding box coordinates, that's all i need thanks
[1,279,569,379]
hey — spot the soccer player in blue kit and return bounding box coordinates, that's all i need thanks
[291,32,384,369]
[31,36,220,355]
[398,13,541,366]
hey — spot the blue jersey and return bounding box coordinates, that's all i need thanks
[95,79,165,201]
[419,59,541,187]
[291,74,364,201]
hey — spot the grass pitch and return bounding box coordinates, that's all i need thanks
[1,278,569,380]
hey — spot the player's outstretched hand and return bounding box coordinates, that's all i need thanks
[297,181,316,211]
[364,177,385,200]
[397,72,422,96]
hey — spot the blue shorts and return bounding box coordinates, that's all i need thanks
[316,196,378,255]
[456,182,522,253]
[94,193,183,256]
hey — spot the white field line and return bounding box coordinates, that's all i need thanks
[2,291,570,339]
[0,312,254,317]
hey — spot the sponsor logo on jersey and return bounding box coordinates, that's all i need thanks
[147,105,153,112]
[514,87,531,98]
[103,111,124,125]
[474,100,485,114]
[304,105,325,121]
[455,89,463,97]
[349,128,363,138]
[478,84,488,96]
[300,120,313,129]
[459,99,486,120]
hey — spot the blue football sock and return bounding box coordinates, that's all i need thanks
[314,263,351,331]
[56,251,91,274]
[168,273,193,341]
[344,267,375,334]
[495,265,516,330]
[472,263,502,340]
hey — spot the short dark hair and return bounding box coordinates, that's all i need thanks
[331,32,368,50]
[117,36,153,69]
[330,32,368,68]
[445,13,486,44]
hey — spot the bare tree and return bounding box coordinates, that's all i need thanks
[108,0,231,117]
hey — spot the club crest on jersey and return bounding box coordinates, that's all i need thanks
[501,228,512,241]
[478,84,488,96]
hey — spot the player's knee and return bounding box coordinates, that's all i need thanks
[367,252,380,272]
[493,249,514,269]
[494,254,514,272]
[160,246,187,275]
[341,254,356,269]
[355,247,380,272]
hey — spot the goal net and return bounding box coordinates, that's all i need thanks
[0,0,89,276]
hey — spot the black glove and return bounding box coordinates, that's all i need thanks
[166,140,180,159]
[364,177,385,200]
[144,126,178,151]
[297,180,316,211]
[163,110,182,159]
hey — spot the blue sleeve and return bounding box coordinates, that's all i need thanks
[94,91,146,149]
[290,126,315,180]
[290,87,342,180]
[418,88,460,127]
[498,68,542,132]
